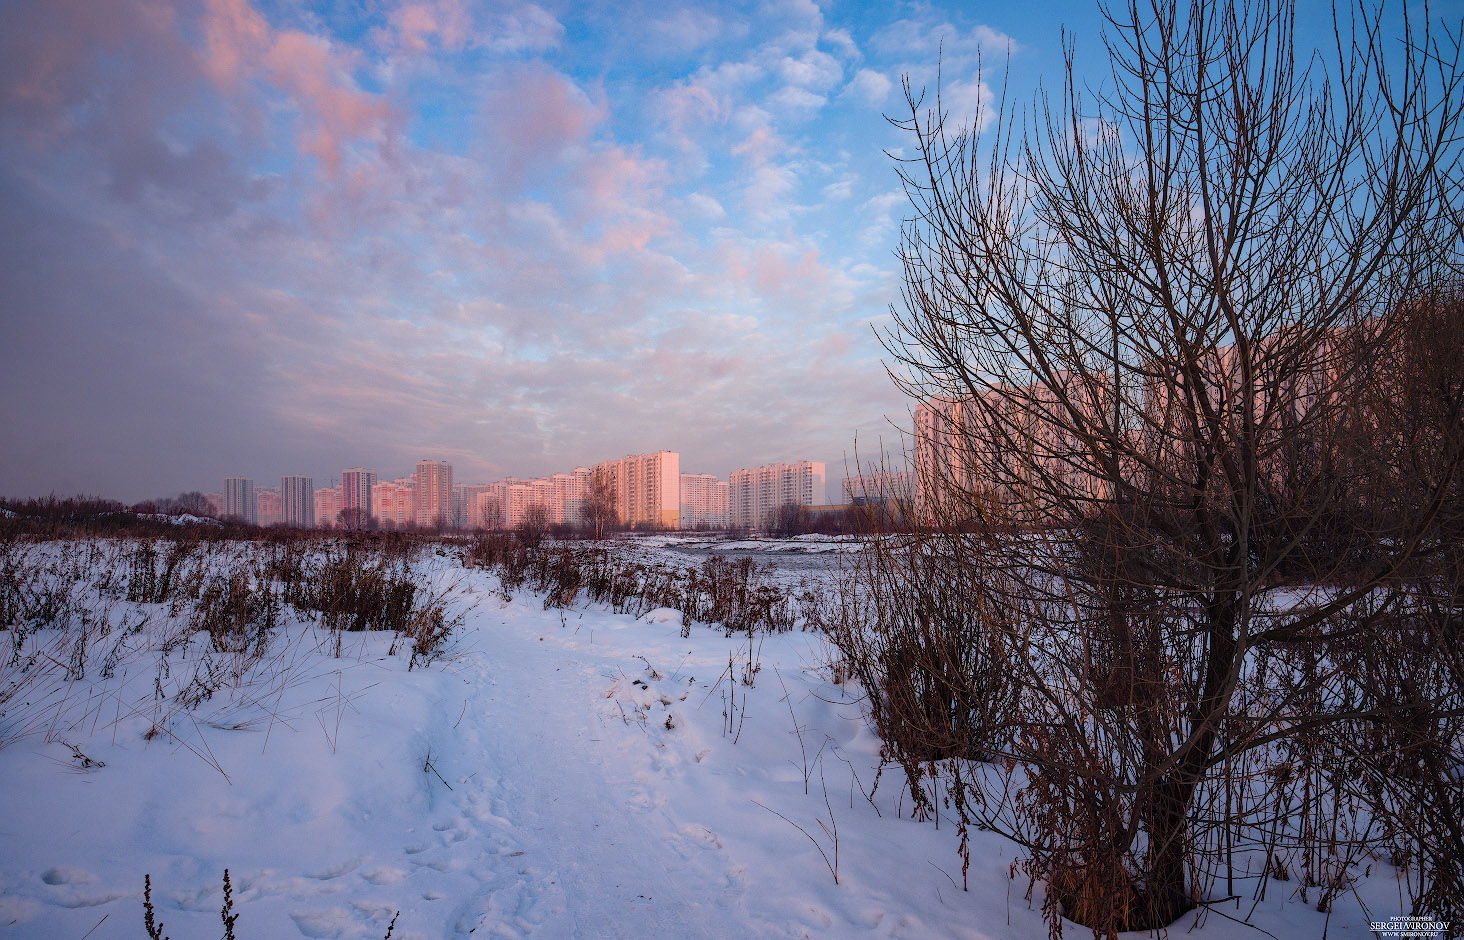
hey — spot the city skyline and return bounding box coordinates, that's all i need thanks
[208,447,833,530]
[3,1,1407,503]
[0,0,1119,505]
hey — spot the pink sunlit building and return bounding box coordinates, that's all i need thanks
[592,451,680,530]
[314,487,341,528]
[373,478,417,529]
[414,460,453,530]
[341,468,377,524]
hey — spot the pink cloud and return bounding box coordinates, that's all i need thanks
[201,0,394,176]
[481,64,601,184]
[392,1,471,54]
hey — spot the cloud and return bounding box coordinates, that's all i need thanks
[484,4,564,54]
[870,17,1017,59]
[647,8,724,54]
[844,68,893,106]
[767,85,826,115]
[775,49,842,89]
[391,0,473,54]
[684,192,726,219]
[1,0,923,501]
[201,0,396,176]
[477,62,602,185]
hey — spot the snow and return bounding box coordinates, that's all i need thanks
[137,512,223,526]
[0,539,1420,939]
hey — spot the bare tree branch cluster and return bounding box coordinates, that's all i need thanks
[825,1,1464,934]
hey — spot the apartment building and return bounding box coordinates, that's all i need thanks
[373,477,417,529]
[679,473,729,529]
[843,470,914,505]
[314,486,341,528]
[223,477,256,525]
[340,468,377,523]
[728,460,825,531]
[549,469,591,525]
[592,451,680,529]
[453,484,492,529]
[255,487,283,527]
[414,460,453,529]
[280,475,314,528]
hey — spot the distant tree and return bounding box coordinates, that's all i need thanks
[337,506,374,531]
[171,491,212,516]
[479,497,503,532]
[770,502,807,537]
[518,504,549,547]
[582,470,617,540]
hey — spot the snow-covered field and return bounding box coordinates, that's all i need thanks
[0,537,1419,939]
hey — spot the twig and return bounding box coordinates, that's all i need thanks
[79,913,109,939]
[751,799,838,885]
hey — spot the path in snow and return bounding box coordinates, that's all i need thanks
[414,601,775,939]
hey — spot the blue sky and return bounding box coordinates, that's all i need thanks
[0,0,1443,501]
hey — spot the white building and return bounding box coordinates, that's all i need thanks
[728,460,825,531]
[679,473,729,529]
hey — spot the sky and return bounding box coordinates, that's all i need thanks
[0,0,1440,502]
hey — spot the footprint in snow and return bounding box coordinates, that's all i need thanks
[41,866,95,885]
[290,907,355,938]
[309,856,365,880]
[360,866,406,885]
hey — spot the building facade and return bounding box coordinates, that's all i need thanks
[727,460,826,531]
[591,451,680,530]
[414,460,453,529]
[255,487,282,527]
[678,473,729,529]
[373,477,417,529]
[280,475,314,528]
[313,487,341,528]
[340,468,377,525]
[223,477,256,525]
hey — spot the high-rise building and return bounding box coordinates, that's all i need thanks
[591,451,680,530]
[313,487,341,528]
[453,484,494,529]
[679,473,729,529]
[223,477,256,524]
[255,487,283,527]
[728,460,825,531]
[281,476,314,528]
[550,469,591,525]
[340,468,377,525]
[414,459,453,530]
[842,471,914,505]
[373,478,417,529]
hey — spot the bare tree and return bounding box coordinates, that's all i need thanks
[479,497,503,533]
[582,469,617,540]
[336,506,374,531]
[834,1,1464,933]
[518,504,549,547]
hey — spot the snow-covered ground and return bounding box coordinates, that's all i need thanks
[0,539,1421,939]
